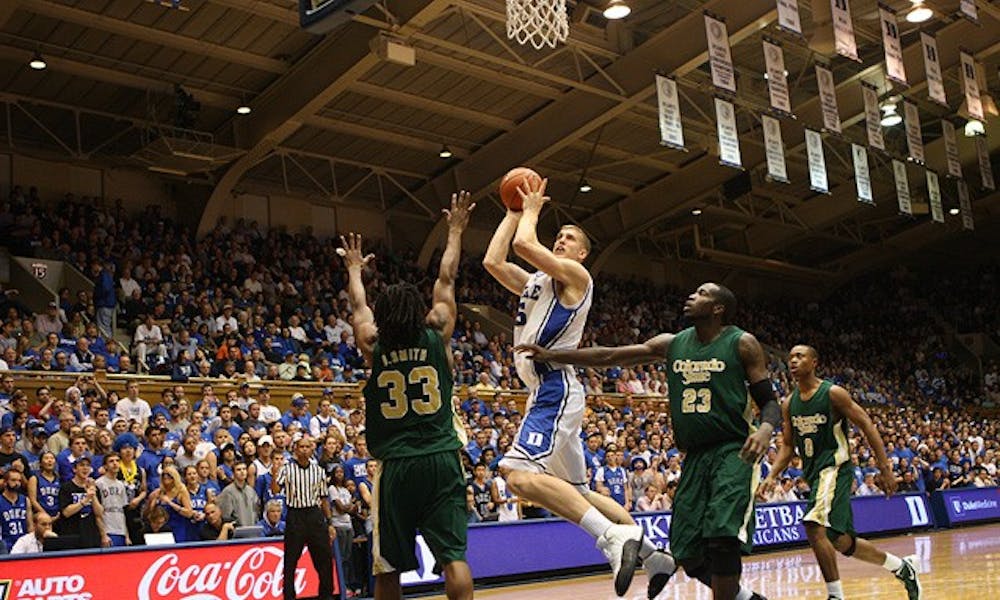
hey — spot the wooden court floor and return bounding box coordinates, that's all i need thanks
[426,523,1000,600]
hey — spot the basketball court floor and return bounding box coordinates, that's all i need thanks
[425,523,1000,599]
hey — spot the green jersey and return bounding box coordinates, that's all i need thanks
[363,328,464,460]
[788,379,850,482]
[666,326,753,451]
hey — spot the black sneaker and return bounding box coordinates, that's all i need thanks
[642,550,677,599]
[893,554,923,600]
[749,593,768,600]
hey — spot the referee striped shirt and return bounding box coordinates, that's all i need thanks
[278,459,328,508]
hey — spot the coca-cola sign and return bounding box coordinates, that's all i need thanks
[0,540,339,600]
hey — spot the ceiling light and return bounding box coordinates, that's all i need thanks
[236,104,252,115]
[29,51,46,70]
[438,145,453,159]
[906,6,933,23]
[579,180,593,193]
[949,207,961,215]
[964,119,985,137]
[691,208,703,216]
[603,0,631,20]
[880,103,902,127]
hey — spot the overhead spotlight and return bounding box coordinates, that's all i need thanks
[579,180,593,193]
[691,208,703,216]
[964,119,985,137]
[236,104,252,115]
[880,103,902,127]
[906,1,933,23]
[29,51,46,70]
[603,0,631,20]
[438,145,453,159]
[949,207,961,215]
[763,70,789,80]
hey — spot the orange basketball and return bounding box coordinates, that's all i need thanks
[499,167,541,211]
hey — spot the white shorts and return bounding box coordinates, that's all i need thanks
[499,369,588,493]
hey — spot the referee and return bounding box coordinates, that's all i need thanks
[272,435,336,600]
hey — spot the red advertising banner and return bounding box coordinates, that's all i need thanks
[0,540,340,600]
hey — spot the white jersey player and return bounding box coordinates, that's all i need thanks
[483,177,676,598]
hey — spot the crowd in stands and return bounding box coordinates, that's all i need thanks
[0,188,997,589]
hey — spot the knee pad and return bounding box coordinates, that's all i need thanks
[706,537,742,577]
[839,534,857,557]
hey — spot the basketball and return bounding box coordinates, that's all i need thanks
[499,167,541,211]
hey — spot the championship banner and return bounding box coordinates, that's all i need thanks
[762,114,789,183]
[655,74,685,150]
[763,38,793,115]
[852,143,874,204]
[893,159,912,215]
[861,81,885,151]
[879,4,906,86]
[715,97,742,168]
[943,120,962,177]
[957,179,974,231]
[776,0,803,36]
[816,63,841,134]
[960,0,979,24]
[904,101,924,164]
[926,170,944,223]
[960,49,984,121]
[805,129,829,193]
[977,135,996,191]
[705,12,736,94]
[921,33,947,106]
[831,0,860,62]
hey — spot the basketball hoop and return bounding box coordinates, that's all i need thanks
[506,0,568,50]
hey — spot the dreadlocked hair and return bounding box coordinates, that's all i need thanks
[374,283,427,351]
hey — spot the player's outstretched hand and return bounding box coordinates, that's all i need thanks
[517,177,549,214]
[444,190,476,232]
[879,468,898,497]
[755,476,775,502]
[514,343,551,362]
[739,428,770,464]
[338,232,375,270]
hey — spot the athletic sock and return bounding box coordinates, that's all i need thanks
[735,588,753,600]
[882,553,903,573]
[826,580,845,598]
[579,507,614,539]
[639,536,659,559]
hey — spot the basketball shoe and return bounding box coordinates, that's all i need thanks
[642,549,677,598]
[893,554,922,600]
[596,523,643,596]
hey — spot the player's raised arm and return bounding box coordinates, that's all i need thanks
[829,385,897,496]
[511,178,590,293]
[515,333,674,368]
[483,209,530,295]
[338,233,377,363]
[427,191,476,345]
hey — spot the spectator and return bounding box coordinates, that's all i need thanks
[258,499,286,537]
[198,502,235,541]
[147,465,194,542]
[216,462,259,527]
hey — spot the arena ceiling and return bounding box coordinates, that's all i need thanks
[1,0,998,291]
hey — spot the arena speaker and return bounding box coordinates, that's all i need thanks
[299,0,381,34]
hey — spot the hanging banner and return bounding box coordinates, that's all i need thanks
[977,135,996,191]
[655,74,685,151]
[776,0,803,36]
[705,12,736,94]
[960,49,984,121]
[893,159,912,215]
[921,33,947,106]
[715,97,742,169]
[927,170,944,223]
[831,0,860,62]
[958,180,974,230]
[852,143,874,204]
[943,120,962,178]
[816,64,841,134]
[805,129,829,193]
[904,101,924,164]
[861,82,885,151]
[879,4,907,86]
[762,114,789,183]
[960,0,979,24]
[763,38,793,115]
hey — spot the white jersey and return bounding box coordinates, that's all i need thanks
[513,271,592,390]
[494,476,519,522]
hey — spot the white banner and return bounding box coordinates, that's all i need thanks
[927,170,944,223]
[715,97,742,169]
[655,74,685,151]
[705,13,736,94]
[861,82,885,151]
[763,39,792,115]
[852,143,873,204]
[921,33,946,106]
[776,0,802,36]
[958,179,974,230]
[831,0,859,62]
[904,101,924,164]
[960,0,979,24]
[879,5,906,86]
[805,129,829,193]
[943,120,962,178]
[762,114,788,183]
[816,64,841,134]
[893,159,912,215]
[977,135,996,191]
[960,50,984,121]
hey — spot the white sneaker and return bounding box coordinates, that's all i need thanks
[596,524,642,597]
[642,550,677,599]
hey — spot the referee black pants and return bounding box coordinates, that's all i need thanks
[284,506,334,600]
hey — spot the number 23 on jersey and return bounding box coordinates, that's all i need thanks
[681,388,712,413]
[377,366,442,419]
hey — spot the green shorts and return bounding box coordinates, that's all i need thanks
[372,450,468,575]
[803,463,855,543]
[670,441,759,562]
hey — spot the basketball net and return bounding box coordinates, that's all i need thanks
[506,0,569,50]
